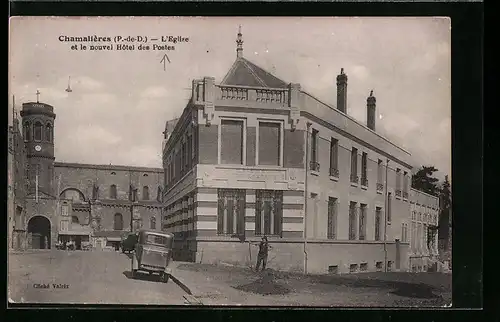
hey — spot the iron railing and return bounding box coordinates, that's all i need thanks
[329,168,339,177]
[376,182,384,192]
[350,174,359,184]
[309,161,320,172]
[361,177,369,187]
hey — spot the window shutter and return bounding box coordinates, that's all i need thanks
[255,191,262,235]
[273,191,283,236]
[327,200,333,238]
[227,198,234,235]
[217,192,225,235]
[237,190,246,236]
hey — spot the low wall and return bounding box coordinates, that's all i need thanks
[189,239,409,274]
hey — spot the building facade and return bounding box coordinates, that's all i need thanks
[161,29,440,274]
[409,188,440,272]
[9,101,164,251]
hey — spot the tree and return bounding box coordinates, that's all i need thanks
[411,166,440,196]
[438,175,452,243]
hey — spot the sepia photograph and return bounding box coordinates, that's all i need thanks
[8,16,452,307]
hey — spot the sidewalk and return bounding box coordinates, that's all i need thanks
[169,261,452,307]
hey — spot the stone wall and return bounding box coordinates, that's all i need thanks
[194,239,408,274]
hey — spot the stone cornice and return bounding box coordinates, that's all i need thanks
[54,162,163,173]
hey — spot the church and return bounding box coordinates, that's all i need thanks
[8,98,164,252]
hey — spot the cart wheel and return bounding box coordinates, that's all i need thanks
[161,273,169,283]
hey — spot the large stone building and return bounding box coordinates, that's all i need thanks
[160,28,440,274]
[9,101,164,251]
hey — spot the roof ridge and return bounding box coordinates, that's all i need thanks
[241,57,287,87]
[239,58,268,87]
[221,58,242,85]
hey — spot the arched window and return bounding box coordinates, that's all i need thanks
[156,186,162,201]
[142,186,149,200]
[72,216,79,224]
[46,123,53,143]
[34,121,43,141]
[61,188,86,203]
[23,122,31,141]
[150,217,156,230]
[114,213,123,230]
[110,184,117,199]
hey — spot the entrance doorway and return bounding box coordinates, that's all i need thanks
[75,236,82,250]
[27,216,51,249]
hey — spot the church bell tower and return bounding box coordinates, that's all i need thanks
[20,94,56,197]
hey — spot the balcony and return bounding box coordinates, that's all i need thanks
[361,177,369,188]
[309,161,320,172]
[217,85,289,107]
[329,167,339,178]
[376,182,384,193]
[395,189,402,198]
[350,174,359,185]
[403,191,409,200]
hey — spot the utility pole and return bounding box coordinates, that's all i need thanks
[303,122,312,275]
[384,159,389,272]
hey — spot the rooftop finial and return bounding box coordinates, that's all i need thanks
[370,90,373,97]
[36,89,40,103]
[236,25,243,58]
[341,68,344,74]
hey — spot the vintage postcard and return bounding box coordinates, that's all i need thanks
[8,16,451,306]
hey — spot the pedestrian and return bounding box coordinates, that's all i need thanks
[255,236,272,272]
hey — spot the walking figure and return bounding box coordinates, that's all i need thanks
[255,236,272,272]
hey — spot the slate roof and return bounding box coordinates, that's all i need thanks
[221,57,288,89]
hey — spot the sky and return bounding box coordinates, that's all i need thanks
[9,17,451,181]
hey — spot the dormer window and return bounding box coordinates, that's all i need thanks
[143,173,148,177]
[110,172,116,175]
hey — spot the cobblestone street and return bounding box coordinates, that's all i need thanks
[8,250,188,305]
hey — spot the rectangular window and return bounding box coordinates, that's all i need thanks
[259,122,281,166]
[396,168,401,197]
[217,189,246,235]
[180,142,185,174]
[255,190,283,236]
[61,204,69,217]
[359,203,367,240]
[349,201,357,240]
[387,192,392,223]
[59,220,69,231]
[221,120,244,165]
[350,148,358,183]
[187,134,192,169]
[310,129,319,170]
[361,152,368,186]
[377,159,383,184]
[329,138,339,177]
[327,197,338,239]
[375,207,382,241]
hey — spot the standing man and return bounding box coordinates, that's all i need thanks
[255,236,272,272]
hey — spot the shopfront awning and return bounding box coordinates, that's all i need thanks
[59,231,91,236]
[106,237,122,242]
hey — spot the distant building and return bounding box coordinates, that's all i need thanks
[161,28,440,274]
[9,101,164,251]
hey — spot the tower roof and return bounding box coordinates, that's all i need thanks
[221,57,288,89]
[222,26,288,89]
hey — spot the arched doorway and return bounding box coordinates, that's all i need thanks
[27,216,51,249]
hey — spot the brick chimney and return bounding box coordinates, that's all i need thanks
[336,68,348,113]
[367,90,376,131]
